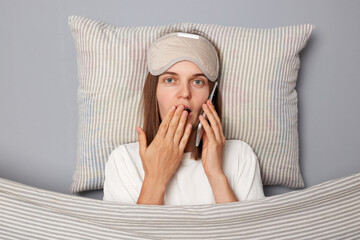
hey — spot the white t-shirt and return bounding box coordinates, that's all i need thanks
[103,139,265,205]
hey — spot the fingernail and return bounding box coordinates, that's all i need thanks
[171,105,175,111]
[203,103,208,109]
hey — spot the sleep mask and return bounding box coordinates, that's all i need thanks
[146,32,219,82]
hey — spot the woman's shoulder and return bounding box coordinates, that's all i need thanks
[224,139,256,155]
[107,141,141,165]
[120,141,140,153]
[110,141,139,155]
[223,139,259,171]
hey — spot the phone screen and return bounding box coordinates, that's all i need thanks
[195,81,218,147]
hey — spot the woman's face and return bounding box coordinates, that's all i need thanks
[156,60,210,130]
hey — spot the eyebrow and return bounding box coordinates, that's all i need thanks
[161,71,207,78]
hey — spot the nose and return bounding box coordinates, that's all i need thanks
[178,82,191,99]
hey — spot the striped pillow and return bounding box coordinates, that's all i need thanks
[68,15,315,193]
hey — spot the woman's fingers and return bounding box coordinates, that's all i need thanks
[205,100,226,142]
[199,113,215,141]
[154,104,190,152]
[206,100,223,131]
[136,126,147,158]
[173,108,190,145]
[155,105,176,140]
[164,104,192,153]
[201,101,223,142]
[179,123,192,152]
[164,104,185,141]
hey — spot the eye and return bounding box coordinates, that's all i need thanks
[164,77,175,84]
[193,80,204,86]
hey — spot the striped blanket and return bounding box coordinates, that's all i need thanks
[1,173,359,239]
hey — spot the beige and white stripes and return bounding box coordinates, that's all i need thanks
[1,173,359,239]
[68,15,314,193]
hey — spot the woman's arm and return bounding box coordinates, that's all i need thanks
[207,171,238,204]
[137,176,168,205]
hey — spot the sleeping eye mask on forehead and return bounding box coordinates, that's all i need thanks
[147,32,219,82]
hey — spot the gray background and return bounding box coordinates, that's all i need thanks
[1,0,359,200]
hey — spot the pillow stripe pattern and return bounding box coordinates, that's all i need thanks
[68,16,314,193]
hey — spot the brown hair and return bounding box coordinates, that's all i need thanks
[139,72,222,160]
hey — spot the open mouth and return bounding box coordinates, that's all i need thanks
[183,108,192,120]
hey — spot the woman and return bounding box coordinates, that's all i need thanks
[103,32,265,205]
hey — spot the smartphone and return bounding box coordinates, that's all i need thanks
[195,81,218,147]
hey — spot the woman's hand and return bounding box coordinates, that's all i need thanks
[136,104,192,187]
[199,99,226,178]
[199,102,239,204]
